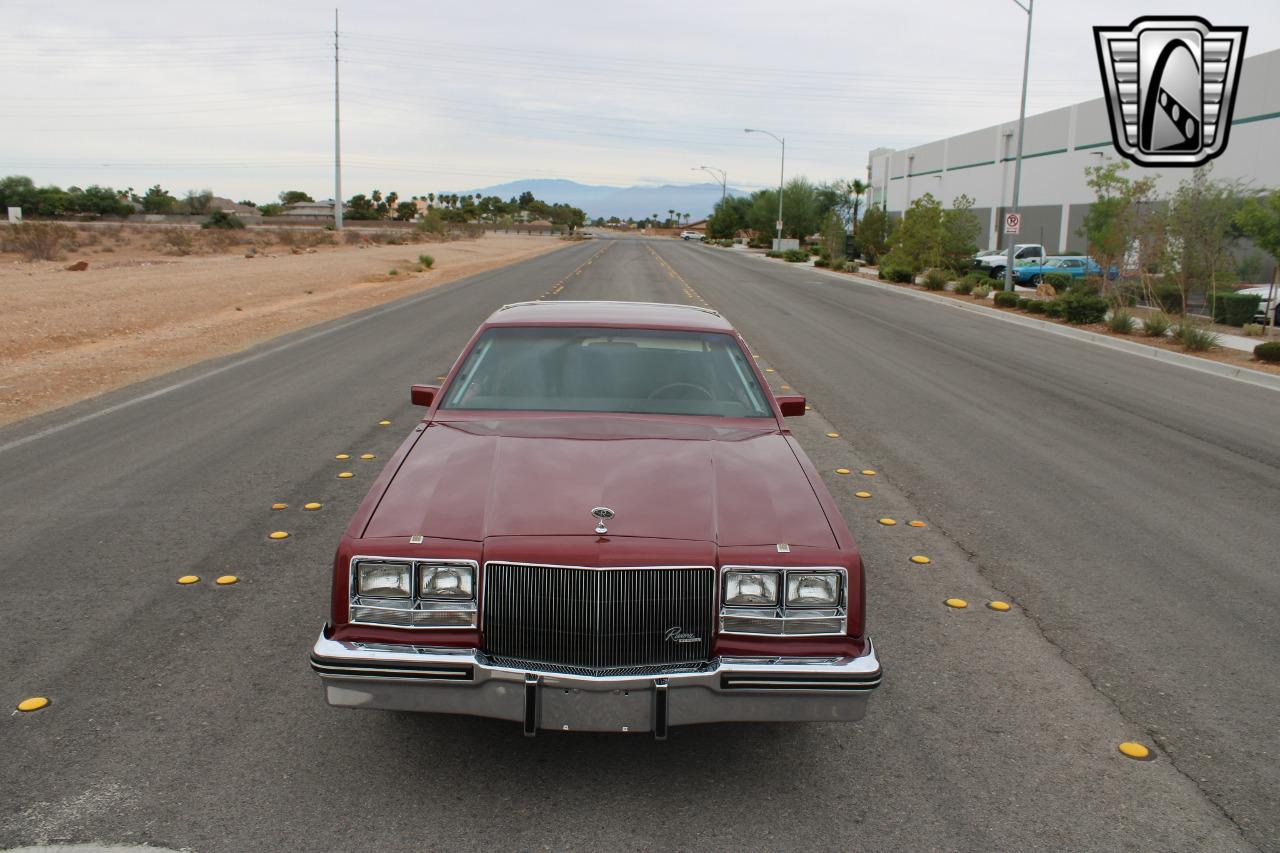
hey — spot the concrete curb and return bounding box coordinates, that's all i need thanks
[747,253,1280,394]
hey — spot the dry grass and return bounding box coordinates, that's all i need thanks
[1,222,76,260]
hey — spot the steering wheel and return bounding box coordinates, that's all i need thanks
[647,382,713,400]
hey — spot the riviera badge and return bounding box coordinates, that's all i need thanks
[1093,16,1247,167]
[591,506,615,535]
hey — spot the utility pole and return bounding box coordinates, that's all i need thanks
[693,166,728,204]
[333,8,343,230]
[1003,0,1033,292]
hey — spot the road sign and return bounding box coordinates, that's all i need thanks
[1004,212,1021,234]
[776,219,784,231]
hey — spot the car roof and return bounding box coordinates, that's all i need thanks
[486,300,735,332]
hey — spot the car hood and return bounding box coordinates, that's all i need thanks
[363,417,837,548]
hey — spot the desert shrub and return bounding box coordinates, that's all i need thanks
[814,257,830,268]
[389,268,398,276]
[1210,291,1263,327]
[1172,321,1220,352]
[963,271,989,286]
[202,210,244,230]
[1110,282,1141,307]
[1025,300,1048,314]
[418,253,435,269]
[205,229,243,251]
[1,222,75,260]
[1150,283,1183,313]
[160,227,195,255]
[1143,311,1172,337]
[972,284,992,299]
[1254,341,1280,362]
[953,278,974,295]
[1242,323,1265,337]
[1044,300,1064,318]
[765,249,783,258]
[921,268,949,291]
[1107,309,1136,334]
[1059,291,1108,324]
[275,228,331,248]
[846,260,861,273]
[993,290,1020,308]
[782,248,809,262]
[1043,272,1073,293]
[879,263,913,283]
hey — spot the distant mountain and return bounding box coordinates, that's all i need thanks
[458,179,747,221]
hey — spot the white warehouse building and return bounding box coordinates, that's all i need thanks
[867,47,1280,258]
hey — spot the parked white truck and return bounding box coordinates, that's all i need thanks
[974,244,1045,279]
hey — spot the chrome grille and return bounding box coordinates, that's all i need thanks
[482,564,715,672]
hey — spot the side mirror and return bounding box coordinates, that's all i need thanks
[410,384,439,407]
[775,394,806,417]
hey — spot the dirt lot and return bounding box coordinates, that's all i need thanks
[0,224,564,426]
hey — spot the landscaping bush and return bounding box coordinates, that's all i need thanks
[953,278,974,295]
[1059,291,1108,324]
[993,290,1020,308]
[765,249,784,259]
[1143,311,1172,337]
[418,253,435,269]
[1044,301,1064,318]
[1107,309,1136,334]
[814,257,830,268]
[1025,300,1048,314]
[1109,282,1141,307]
[1173,320,1220,352]
[1210,291,1263,327]
[202,210,245,230]
[0,221,74,260]
[1016,297,1030,309]
[782,248,809,262]
[921,268,949,291]
[1043,272,1073,293]
[1150,283,1183,313]
[879,263,913,283]
[1254,341,1280,363]
[1242,323,1265,337]
[972,284,992,300]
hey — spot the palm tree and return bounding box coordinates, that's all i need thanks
[847,179,869,235]
[428,192,435,207]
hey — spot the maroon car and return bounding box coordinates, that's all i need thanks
[310,300,881,736]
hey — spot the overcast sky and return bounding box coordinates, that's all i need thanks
[3,0,1276,202]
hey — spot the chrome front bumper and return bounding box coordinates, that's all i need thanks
[310,630,881,736]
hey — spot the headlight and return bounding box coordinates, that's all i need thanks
[723,570,780,606]
[419,563,474,600]
[356,560,411,598]
[786,571,842,608]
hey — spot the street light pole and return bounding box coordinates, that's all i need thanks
[693,166,728,203]
[1003,0,1033,292]
[745,128,785,248]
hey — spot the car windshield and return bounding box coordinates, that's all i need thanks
[1043,259,1068,267]
[441,326,772,417]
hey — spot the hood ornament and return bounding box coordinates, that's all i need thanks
[591,506,615,535]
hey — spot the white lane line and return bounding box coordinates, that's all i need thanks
[0,246,580,455]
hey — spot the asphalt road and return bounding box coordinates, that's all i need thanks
[2,235,1276,852]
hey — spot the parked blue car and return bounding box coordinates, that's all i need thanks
[1013,256,1117,285]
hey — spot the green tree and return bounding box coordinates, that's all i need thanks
[707,195,751,239]
[394,200,417,221]
[1235,188,1280,332]
[847,179,869,234]
[0,175,39,212]
[882,193,945,274]
[1080,161,1158,300]
[257,203,285,216]
[279,190,314,205]
[345,194,378,220]
[857,205,893,264]
[1162,166,1243,315]
[141,184,177,214]
[939,194,982,274]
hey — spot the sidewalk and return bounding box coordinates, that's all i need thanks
[744,252,1280,393]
